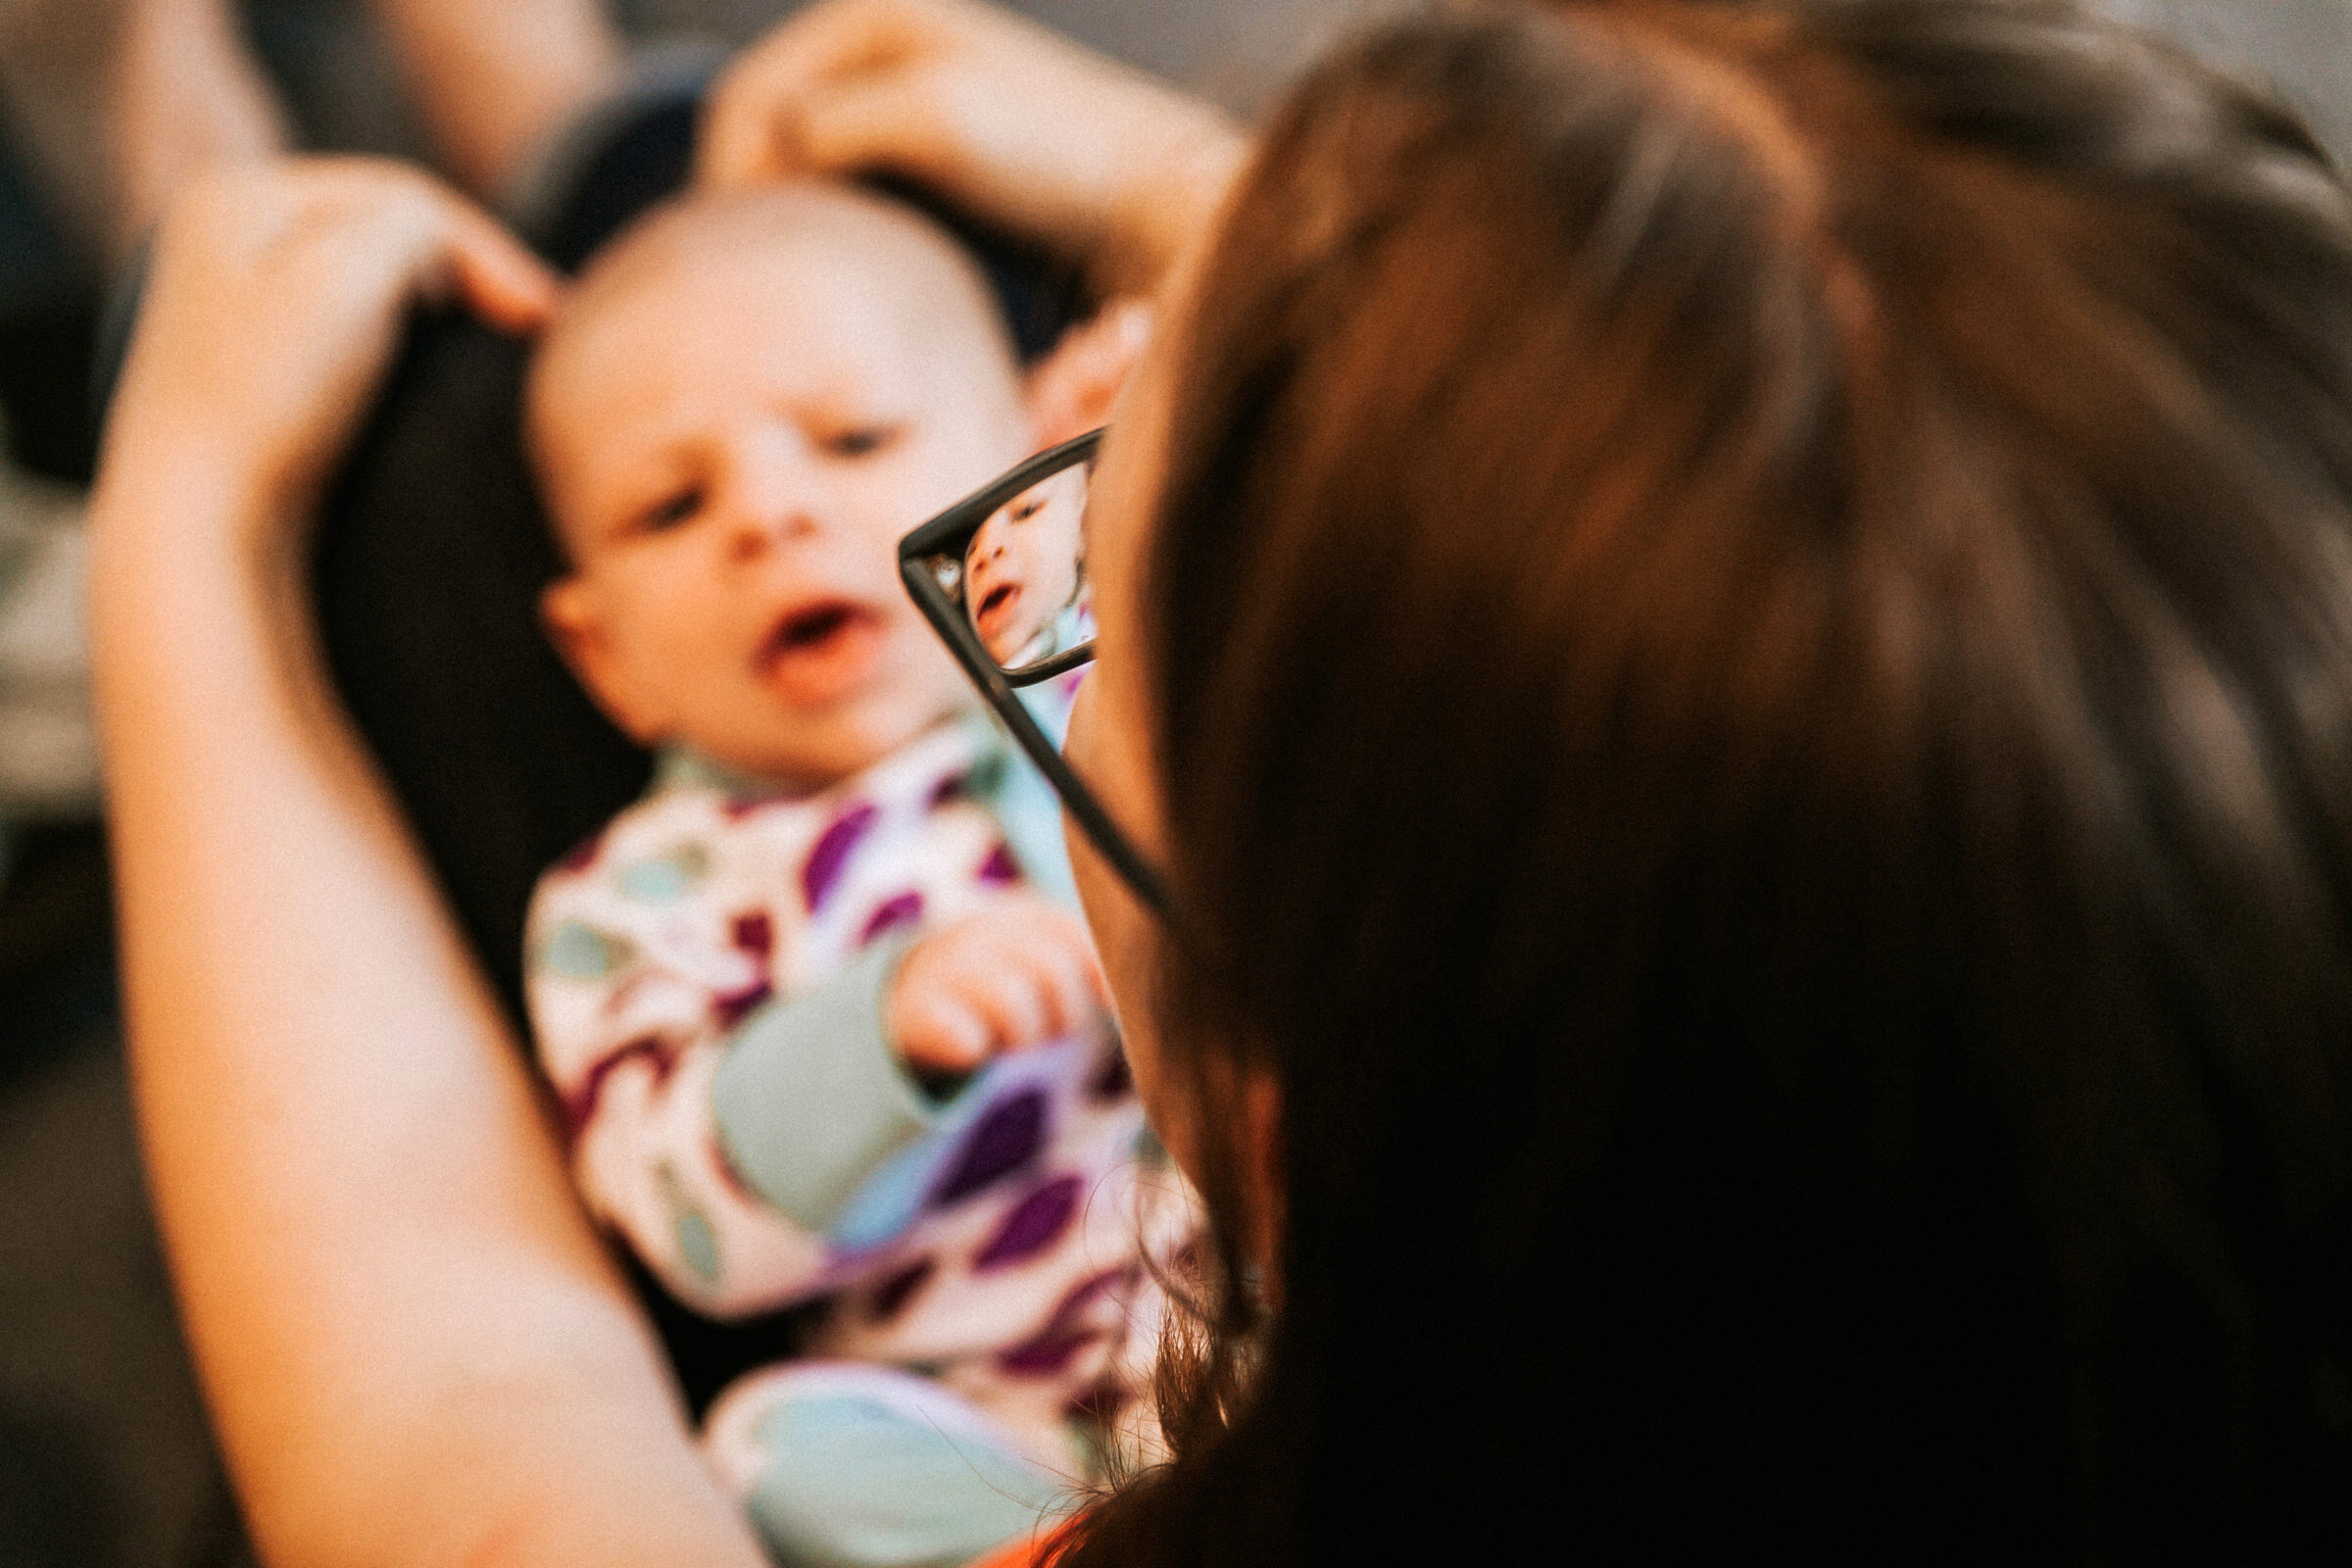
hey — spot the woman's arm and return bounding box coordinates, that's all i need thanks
[89,159,766,1568]
[696,0,1248,298]
[370,0,625,199]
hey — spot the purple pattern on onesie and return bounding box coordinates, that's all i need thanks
[973,1174,1084,1271]
[977,842,1020,886]
[712,979,772,1029]
[563,1034,673,1136]
[801,804,878,912]
[865,1257,936,1323]
[994,1266,1126,1378]
[730,910,773,957]
[859,892,925,945]
[557,830,604,874]
[931,1088,1049,1206]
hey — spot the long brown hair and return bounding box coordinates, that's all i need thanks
[1067,2,2352,1559]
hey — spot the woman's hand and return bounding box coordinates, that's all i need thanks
[697,0,1247,296]
[98,156,557,566]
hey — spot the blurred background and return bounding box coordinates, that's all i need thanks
[0,2,2342,1565]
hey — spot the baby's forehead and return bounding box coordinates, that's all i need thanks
[539,185,1007,392]
[525,184,1023,546]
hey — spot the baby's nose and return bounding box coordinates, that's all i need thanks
[727,499,818,560]
[722,435,833,557]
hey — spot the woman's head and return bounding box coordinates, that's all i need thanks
[1069,0,2352,1554]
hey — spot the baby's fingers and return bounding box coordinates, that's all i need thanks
[955,958,1060,1054]
[889,988,993,1074]
[1017,927,1105,1039]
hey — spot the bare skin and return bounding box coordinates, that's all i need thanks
[0,0,618,266]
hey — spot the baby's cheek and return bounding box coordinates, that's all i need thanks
[903,623,977,711]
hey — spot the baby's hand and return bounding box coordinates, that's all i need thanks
[885,893,1105,1075]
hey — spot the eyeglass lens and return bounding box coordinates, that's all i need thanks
[922,455,1097,688]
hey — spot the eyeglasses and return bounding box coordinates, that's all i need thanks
[899,428,1170,914]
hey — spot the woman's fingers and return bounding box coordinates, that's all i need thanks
[99,157,555,563]
[958,957,1057,1057]
[692,0,1240,295]
[892,994,991,1072]
[289,160,558,334]
[435,190,563,332]
[1022,915,1108,1038]
[777,73,951,187]
[698,0,935,188]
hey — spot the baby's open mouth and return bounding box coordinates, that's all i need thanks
[756,599,884,707]
[975,580,1018,637]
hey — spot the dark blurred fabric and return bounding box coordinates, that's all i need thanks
[0,131,99,482]
[315,317,652,1022]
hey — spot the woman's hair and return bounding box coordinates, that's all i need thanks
[1067,0,2352,1560]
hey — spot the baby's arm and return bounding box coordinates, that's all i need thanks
[527,859,845,1317]
[528,870,1102,1317]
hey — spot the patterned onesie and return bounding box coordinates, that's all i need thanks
[525,714,1188,1568]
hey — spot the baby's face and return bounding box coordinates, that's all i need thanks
[533,193,1031,788]
[965,465,1088,666]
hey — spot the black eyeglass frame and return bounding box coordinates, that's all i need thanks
[898,428,1170,915]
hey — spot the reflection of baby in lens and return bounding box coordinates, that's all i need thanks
[966,465,1089,667]
[520,184,1182,1567]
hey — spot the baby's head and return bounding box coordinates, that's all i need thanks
[965,462,1089,668]
[529,182,1034,789]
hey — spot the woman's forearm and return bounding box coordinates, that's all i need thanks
[697,0,1250,299]
[89,466,764,1567]
[1092,88,1247,299]
[372,0,625,200]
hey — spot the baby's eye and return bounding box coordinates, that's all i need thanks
[636,487,704,533]
[822,423,902,460]
[1008,497,1045,524]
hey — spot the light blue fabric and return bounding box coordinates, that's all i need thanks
[535,918,632,981]
[656,745,795,797]
[745,1387,1062,1568]
[997,696,1077,908]
[711,934,934,1232]
[824,1038,1088,1250]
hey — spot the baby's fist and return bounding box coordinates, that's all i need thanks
[886,894,1105,1076]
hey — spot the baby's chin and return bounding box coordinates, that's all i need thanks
[695,687,975,795]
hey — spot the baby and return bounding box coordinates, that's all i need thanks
[520,184,1181,1568]
[964,462,1090,669]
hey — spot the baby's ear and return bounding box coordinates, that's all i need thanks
[1024,300,1152,451]
[540,576,665,746]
